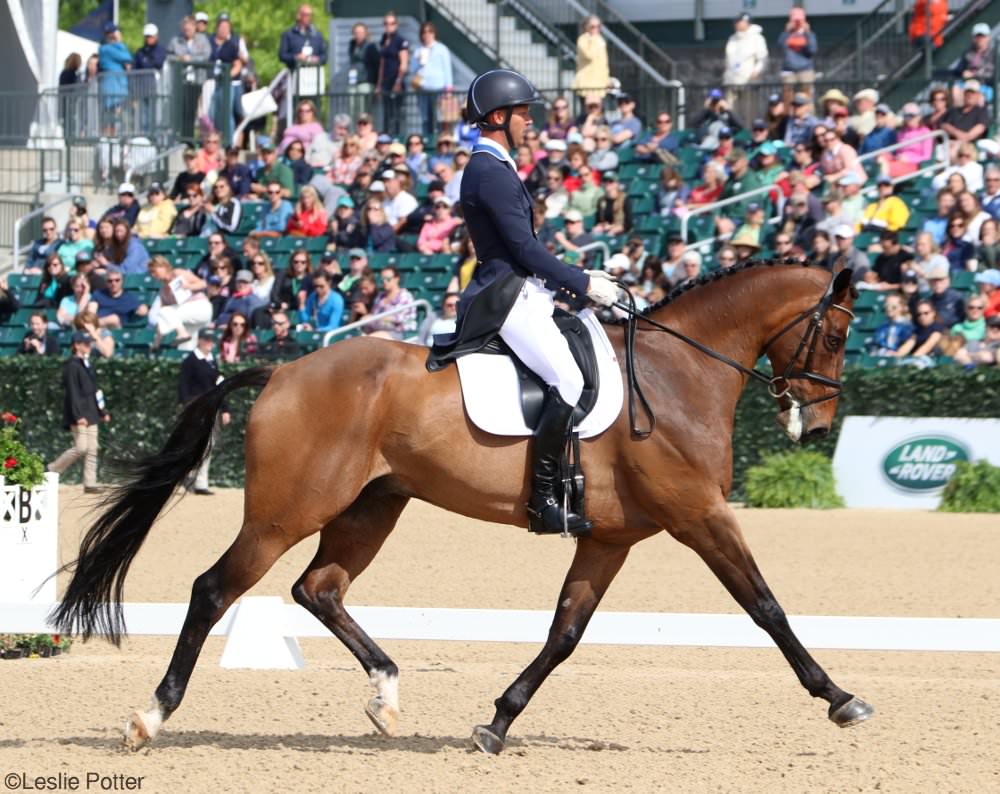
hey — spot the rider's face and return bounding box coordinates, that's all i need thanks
[505,105,533,147]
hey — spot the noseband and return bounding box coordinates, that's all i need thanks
[614,272,854,437]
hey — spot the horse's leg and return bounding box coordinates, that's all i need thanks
[669,499,873,727]
[472,538,630,754]
[291,480,409,737]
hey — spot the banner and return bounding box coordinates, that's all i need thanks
[0,473,58,604]
[832,417,1000,508]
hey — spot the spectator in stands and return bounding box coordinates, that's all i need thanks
[592,171,632,236]
[257,311,301,360]
[336,249,369,299]
[204,176,243,236]
[377,12,409,137]
[169,150,205,201]
[660,234,686,280]
[347,23,380,119]
[403,134,431,184]
[731,232,761,264]
[859,104,897,155]
[908,232,938,281]
[981,167,1000,220]
[808,229,835,270]
[18,312,59,356]
[922,190,958,245]
[895,299,946,362]
[25,217,62,273]
[250,184,293,240]
[328,135,362,186]
[870,230,912,291]
[219,311,257,364]
[34,254,72,309]
[860,175,910,233]
[418,291,459,344]
[147,255,211,347]
[217,268,266,334]
[415,196,461,254]
[102,183,141,227]
[783,94,817,147]
[218,147,251,198]
[723,12,768,110]
[871,293,914,356]
[517,144,543,194]
[381,169,418,231]
[732,202,767,248]
[280,100,325,155]
[909,0,948,49]
[672,251,704,288]
[361,266,413,339]
[279,4,327,71]
[778,7,817,100]
[327,196,362,249]
[952,23,995,106]
[57,274,90,328]
[932,142,984,193]
[543,168,570,219]
[58,219,94,269]
[977,218,1000,270]
[170,185,207,238]
[954,313,1000,368]
[764,93,788,140]
[942,215,976,272]
[73,310,115,359]
[551,209,594,265]
[208,14,249,130]
[248,252,275,305]
[97,22,132,135]
[847,89,878,137]
[360,199,397,253]
[90,267,148,329]
[975,268,1000,316]
[925,259,966,325]
[941,81,990,152]
[832,225,870,281]
[772,232,797,261]
[104,219,149,274]
[91,219,115,267]
[715,148,757,235]
[193,233,236,280]
[573,15,609,104]
[273,251,312,316]
[59,52,81,86]
[285,185,328,238]
[68,196,96,241]
[829,107,861,152]
[716,245,738,270]
[281,138,312,191]
[956,191,991,242]
[879,103,932,179]
[542,97,575,143]
[693,92,742,147]
[0,275,19,325]
[134,22,166,128]
[409,22,453,138]
[923,88,950,132]
[820,128,865,186]
[610,94,642,146]
[635,111,679,163]
[569,164,603,217]
[951,293,987,342]
[298,270,343,333]
[192,132,223,176]
[132,182,177,239]
[168,14,211,61]
[780,192,818,251]
[944,171,969,197]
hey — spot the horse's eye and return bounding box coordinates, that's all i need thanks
[825,335,842,351]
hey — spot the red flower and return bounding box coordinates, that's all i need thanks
[3,457,16,469]
[1,412,16,424]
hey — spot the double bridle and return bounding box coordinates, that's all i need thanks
[614,272,855,438]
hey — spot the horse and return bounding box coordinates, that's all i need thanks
[53,261,873,754]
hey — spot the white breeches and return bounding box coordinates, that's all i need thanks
[156,300,213,348]
[498,277,584,406]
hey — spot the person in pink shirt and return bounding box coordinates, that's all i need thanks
[416,196,463,254]
[819,127,865,186]
[880,102,933,179]
[279,99,325,152]
[192,132,223,175]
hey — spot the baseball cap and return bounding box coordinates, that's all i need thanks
[545,139,567,152]
[964,79,982,93]
[381,169,398,180]
[206,274,222,286]
[118,182,135,195]
[972,23,991,37]
[564,209,583,223]
[925,256,950,279]
[667,232,685,244]
[877,174,893,185]
[838,172,864,186]
[974,269,1000,286]
[320,251,338,263]
[616,93,634,105]
[792,93,809,106]
[102,21,119,34]
[902,102,921,117]
[197,328,215,341]
[833,224,855,239]
[143,23,158,37]
[566,131,584,145]
[428,179,446,193]
[72,195,87,209]
[71,331,93,345]
[875,103,892,115]
[605,253,631,272]
[987,315,1000,328]
[257,135,274,151]
[718,125,733,138]
[388,142,406,156]
[194,11,209,22]
[601,170,619,183]
[902,269,919,284]
[853,88,879,104]
[433,196,452,207]
[746,202,763,213]
[768,93,781,105]
[147,181,164,194]
[336,195,355,209]
[735,12,752,23]
[216,12,230,22]
[235,269,253,283]
[75,250,93,265]
[752,118,768,130]
[369,180,386,192]
[347,248,367,260]
[758,141,777,156]
[376,133,393,145]
[708,88,723,100]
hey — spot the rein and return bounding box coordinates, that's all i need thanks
[612,273,855,438]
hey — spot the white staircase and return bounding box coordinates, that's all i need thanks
[432,0,574,91]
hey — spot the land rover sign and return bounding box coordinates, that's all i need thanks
[882,436,969,491]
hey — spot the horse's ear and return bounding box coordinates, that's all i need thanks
[832,268,853,295]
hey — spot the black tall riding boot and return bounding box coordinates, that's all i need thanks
[527,388,592,536]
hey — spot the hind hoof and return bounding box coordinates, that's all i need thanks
[829,696,874,728]
[472,724,505,755]
[123,712,151,751]
[365,696,399,737]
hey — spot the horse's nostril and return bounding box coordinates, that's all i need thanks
[803,427,829,443]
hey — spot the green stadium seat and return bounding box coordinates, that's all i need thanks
[854,291,885,311]
[305,237,328,253]
[396,252,422,272]
[7,273,41,294]
[951,271,976,291]
[124,273,156,290]
[631,195,656,215]
[179,236,208,254]
[635,215,663,234]
[293,330,324,351]
[627,178,656,197]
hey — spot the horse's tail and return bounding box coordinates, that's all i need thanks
[49,366,274,646]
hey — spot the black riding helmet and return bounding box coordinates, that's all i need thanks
[466,69,544,149]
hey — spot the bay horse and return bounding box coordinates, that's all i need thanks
[53,261,873,754]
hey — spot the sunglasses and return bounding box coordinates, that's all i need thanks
[67,227,80,233]
[969,304,985,310]
[231,321,246,327]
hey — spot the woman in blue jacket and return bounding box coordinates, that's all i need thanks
[98,23,133,134]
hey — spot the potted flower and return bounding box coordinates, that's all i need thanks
[0,412,45,490]
[58,635,73,655]
[0,634,23,660]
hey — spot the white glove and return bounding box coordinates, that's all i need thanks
[586,276,619,307]
[585,269,615,281]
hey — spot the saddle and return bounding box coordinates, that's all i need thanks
[479,309,600,529]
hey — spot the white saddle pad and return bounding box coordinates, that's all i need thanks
[456,309,623,439]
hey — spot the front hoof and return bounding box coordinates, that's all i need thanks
[123,712,151,751]
[472,724,505,755]
[365,696,399,737]
[829,696,875,728]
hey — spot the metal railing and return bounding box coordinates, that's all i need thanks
[233,68,293,149]
[11,195,75,271]
[322,299,432,346]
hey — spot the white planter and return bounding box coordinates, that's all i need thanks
[0,472,59,604]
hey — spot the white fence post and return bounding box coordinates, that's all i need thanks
[0,472,59,605]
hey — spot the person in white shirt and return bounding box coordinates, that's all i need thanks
[932,142,984,193]
[381,169,418,231]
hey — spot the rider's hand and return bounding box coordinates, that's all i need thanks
[586,276,619,307]
[585,269,614,281]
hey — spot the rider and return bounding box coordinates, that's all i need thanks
[427,69,619,534]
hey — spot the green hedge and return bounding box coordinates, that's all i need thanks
[745,450,844,509]
[2,359,1000,494]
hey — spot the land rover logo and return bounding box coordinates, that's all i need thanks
[882,436,969,492]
